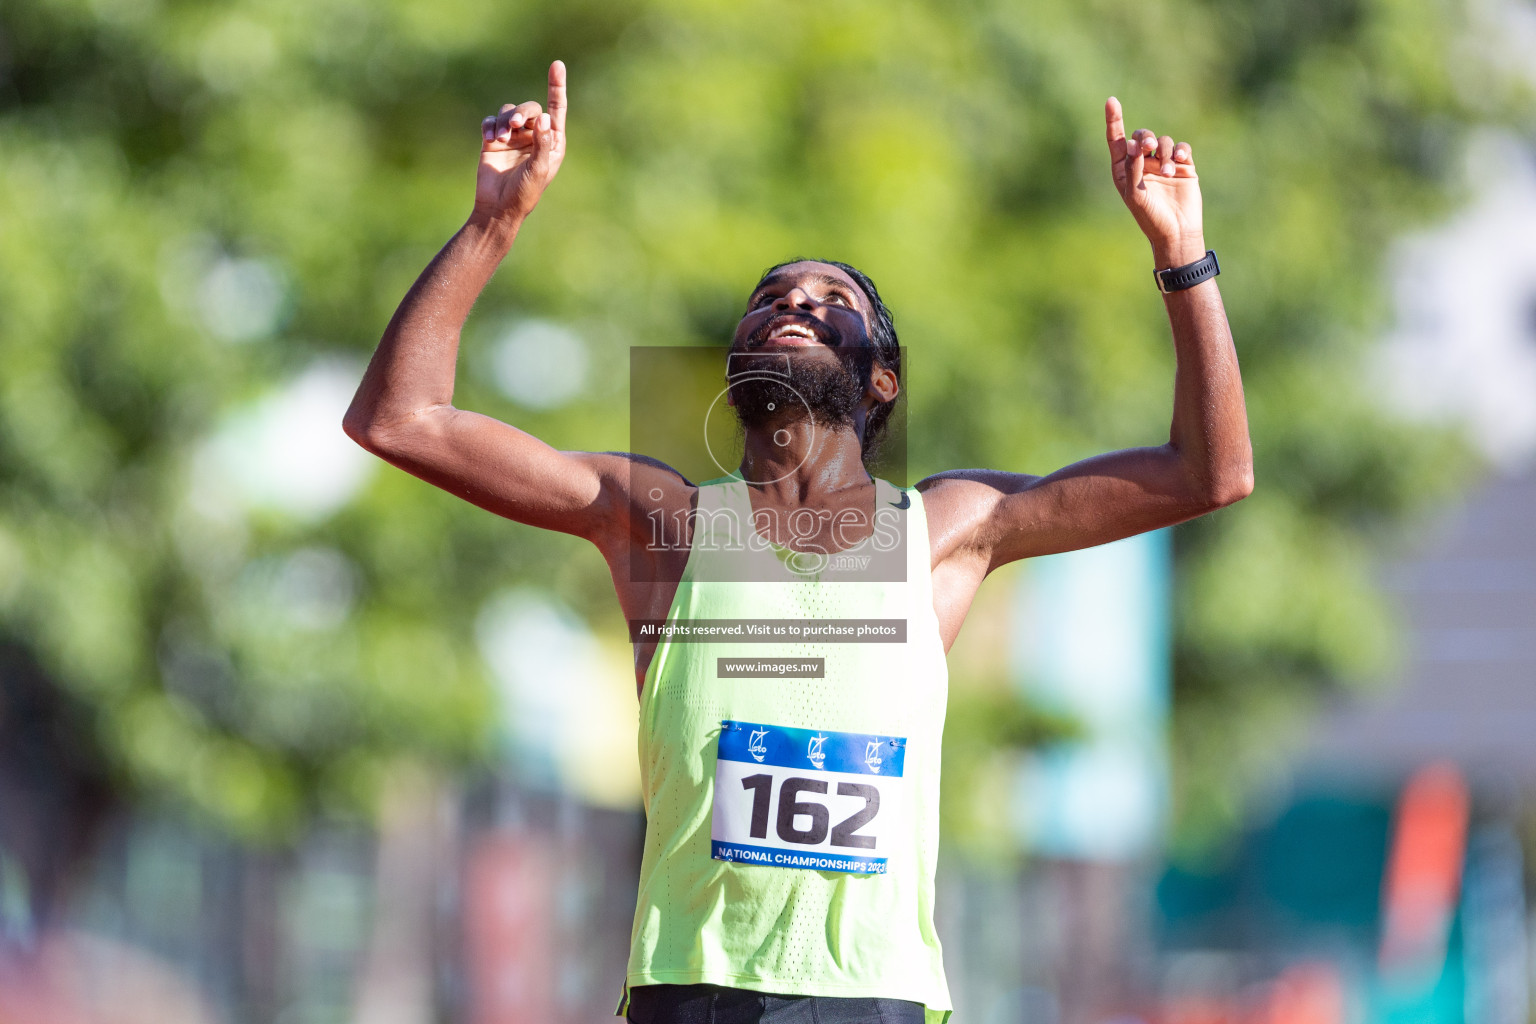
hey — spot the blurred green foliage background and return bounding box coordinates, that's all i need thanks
[0,0,1525,862]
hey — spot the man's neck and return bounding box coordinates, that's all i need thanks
[737,417,871,504]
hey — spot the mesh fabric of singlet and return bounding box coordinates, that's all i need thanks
[623,476,952,1024]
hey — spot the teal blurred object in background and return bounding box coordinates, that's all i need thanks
[1012,530,1171,862]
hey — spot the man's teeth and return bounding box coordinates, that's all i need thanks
[770,325,816,339]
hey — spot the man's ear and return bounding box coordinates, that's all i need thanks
[868,362,899,405]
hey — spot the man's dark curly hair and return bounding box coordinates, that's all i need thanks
[754,258,900,460]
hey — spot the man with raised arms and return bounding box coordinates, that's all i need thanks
[345,59,1252,1024]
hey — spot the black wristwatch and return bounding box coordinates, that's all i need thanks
[1154,250,1220,294]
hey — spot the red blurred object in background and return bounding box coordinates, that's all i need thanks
[1259,962,1346,1024]
[465,833,557,1024]
[1377,761,1471,981]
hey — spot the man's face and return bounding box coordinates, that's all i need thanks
[727,262,876,430]
[731,261,874,357]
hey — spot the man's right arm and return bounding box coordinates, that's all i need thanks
[343,61,686,545]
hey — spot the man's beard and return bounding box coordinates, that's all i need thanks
[728,318,872,431]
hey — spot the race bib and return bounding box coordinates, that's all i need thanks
[712,719,908,875]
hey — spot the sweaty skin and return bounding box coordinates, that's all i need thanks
[343,62,1254,690]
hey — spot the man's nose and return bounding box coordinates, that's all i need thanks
[774,287,817,312]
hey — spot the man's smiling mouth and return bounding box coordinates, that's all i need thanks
[751,316,832,348]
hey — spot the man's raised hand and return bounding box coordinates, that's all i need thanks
[1105,97,1204,267]
[474,60,568,224]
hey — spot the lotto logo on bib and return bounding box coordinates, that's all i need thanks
[712,720,908,875]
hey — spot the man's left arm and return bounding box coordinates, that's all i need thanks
[920,98,1253,573]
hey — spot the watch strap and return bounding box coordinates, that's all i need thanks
[1154,250,1220,294]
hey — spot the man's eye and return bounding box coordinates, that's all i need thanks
[826,293,847,305]
[751,294,775,309]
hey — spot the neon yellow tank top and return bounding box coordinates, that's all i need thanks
[624,476,952,1022]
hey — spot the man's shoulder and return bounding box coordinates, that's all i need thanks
[595,450,695,485]
[911,470,1044,548]
[916,468,1045,499]
[916,470,995,510]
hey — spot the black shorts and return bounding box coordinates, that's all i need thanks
[625,984,927,1024]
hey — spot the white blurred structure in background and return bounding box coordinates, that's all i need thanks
[191,359,376,523]
[1377,129,1536,472]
